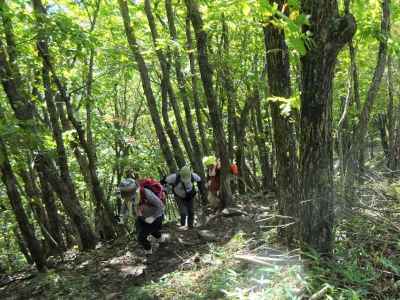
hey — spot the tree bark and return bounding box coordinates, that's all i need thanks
[349,0,390,175]
[160,76,187,168]
[235,88,259,193]
[221,15,238,162]
[0,140,47,272]
[165,0,207,201]
[32,0,116,240]
[13,228,33,265]
[254,96,273,190]
[36,165,65,252]
[144,0,194,165]
[386,55,397,170]
[185,0,232,208]
[0,6,97,250]
[0,1,34,121]
[185,16,209,156]
[264,0,300,245]
[34,153,96,249]
[18,166,64,254]
[118,0,177,173]
[299,0,356,254]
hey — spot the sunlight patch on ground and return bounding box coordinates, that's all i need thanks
[126,231,306,300]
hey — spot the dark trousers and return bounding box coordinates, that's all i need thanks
[177,196,194,227]
[136,216,163,250]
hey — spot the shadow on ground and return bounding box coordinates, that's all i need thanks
[1,194,276,300]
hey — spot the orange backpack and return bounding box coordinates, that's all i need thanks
[230,163,239,176]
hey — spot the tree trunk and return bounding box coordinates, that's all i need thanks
[34,152,96,250]
[0,140,47,272]
[349,0,390,176]
[386,55,396,170]
[0,1,34,122]
[165,0,207,203]
[254,97,273,190]
[13,228,33,265]
[144,0,194,165]
[32,0,116,240]
[185,0,232,208]
[56,100,71,131]
[118,0,177,173]
[377,114,389,158]
[299,0,356,254]
[36,166,65,252]
[185,16,209,156]
[235,89,259,193]
[264,1,300,245]
[18,166,64,254]
[221,15,238,162]
[0,5,97,250]
[160,76,187,168]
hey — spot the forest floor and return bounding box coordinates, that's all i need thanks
[1,172,400,299]
[0,195,307,300]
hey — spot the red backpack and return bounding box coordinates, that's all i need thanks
[139,178,166,206]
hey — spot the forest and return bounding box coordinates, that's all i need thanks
[0,0,399,299]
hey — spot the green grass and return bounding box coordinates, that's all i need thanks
[125,231,306,300]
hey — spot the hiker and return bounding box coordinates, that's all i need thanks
[203,156,238,210]
[118,178,166,255]
[162,166,201,229]
[117,178,137,225]
[203,156,220,209]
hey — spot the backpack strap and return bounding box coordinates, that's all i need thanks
[174,173,181,186]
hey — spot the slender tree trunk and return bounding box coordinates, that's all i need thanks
[185,16,209,156]
[221,15,238,162]
[386,55,396,170]
[254,98,273,190]
[13,228,33,265]
[56,101,71,131]
[299,0,356,254]
[165,0,207,202]
[235,89,259,193]
[144,0,194,165]
[85,0,101,157]
[0,140,47,271]
[34,152,97,250]
[0,8,97,250]
[32,0,116,240]
[377,114,389,158]
[349,43,360,111]
[36,166,65,251]
[118,0,177,173]
[185,0,232,208]
[18,167,64,254]
[264,0,300,245]
[86,49,96,163]
[160,76,187,168]
[349,0,390,176]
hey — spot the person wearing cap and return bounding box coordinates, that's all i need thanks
[118,178,138,225]
[118,178,165,255]
[163,166,201,229]
[203,156,220,209]
[202,156,238,210]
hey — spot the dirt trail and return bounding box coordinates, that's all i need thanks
[0,199,304,299]
[0,201,264,299]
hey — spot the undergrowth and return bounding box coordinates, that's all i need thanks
[126,231,305,300]
[305,177,400,299]
[126,176,400,300]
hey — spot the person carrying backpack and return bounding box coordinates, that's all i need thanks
[118,177,166,255]
[117,178,137,225]
[162,166,201,229]
[203,156,238,210]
